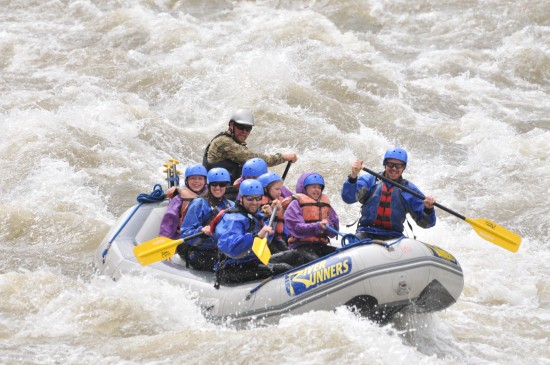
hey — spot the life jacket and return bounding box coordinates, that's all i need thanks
[358,178,409,235]
[233,177,242,189]
[211,204,265,289]
[210,205,260,264]
[281,195,295,210]
[287,193,332,245]
[202,132,242,182]
[180,196,232,267]
[373,183,394,230]
[175,187,203,237]
[197,196,233,228]
[209,204,258,234]
[261,195,286,239]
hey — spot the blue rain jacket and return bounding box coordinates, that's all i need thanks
[180,197,234,250]
[213,205,266,265]
[341,173,436,238]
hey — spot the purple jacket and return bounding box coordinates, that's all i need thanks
[284,172,339,248]
[159,195,184,239]
[158,186,207,239]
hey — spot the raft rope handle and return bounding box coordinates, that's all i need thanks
[385,236,406,247]
[102,184,166,263]
[245,275,276,300]
[324,225,372,247]
[324,226,410,248]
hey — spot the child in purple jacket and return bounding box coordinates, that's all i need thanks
[283,171,339,263]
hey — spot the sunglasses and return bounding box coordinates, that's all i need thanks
[234,123,253,132]
[385,162,406,169]
[210,182,228,188]
[244,195,263,202]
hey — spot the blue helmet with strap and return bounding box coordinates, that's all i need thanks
[383,147,408,164]
[242,158,268,177]
[207,168,231,184]
[257,172,282,188]
[185,164,208,180]
[239,179,264,196]
[303,173,325,190]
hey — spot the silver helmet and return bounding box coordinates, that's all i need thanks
[229,109,255,126]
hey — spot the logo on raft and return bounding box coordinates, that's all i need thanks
[284,255,352,296]
[425,243,458,265]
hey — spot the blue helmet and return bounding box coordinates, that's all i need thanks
[185,164,208,180]
[383,147,408,164]
[239,179,264,196]
[207,168,231,184]
[242,158,268,177]
[303,173,325,190]
[257,172,282,188]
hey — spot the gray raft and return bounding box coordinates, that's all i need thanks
[93,200,464,325]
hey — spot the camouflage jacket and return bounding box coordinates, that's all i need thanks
[206,133,286,167]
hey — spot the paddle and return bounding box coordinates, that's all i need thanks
[281,161,292,181]
[361,166,522,252]
[133,232,204,266]
[252,207,277,265]
[163,158,180,188]
[250,161,293,264]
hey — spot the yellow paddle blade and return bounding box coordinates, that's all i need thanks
[252,237,271,265]
[466,218,521,252]
[133,237,183,266]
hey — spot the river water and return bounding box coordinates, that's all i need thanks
[1,1,549,364]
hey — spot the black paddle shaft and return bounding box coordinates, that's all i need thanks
[182,231,206,242]
[361,167,466,221]
[281,161,292,181]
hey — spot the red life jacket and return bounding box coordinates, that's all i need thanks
[209,208,226,233]
[373,183,394,230]
[287,193,332,245]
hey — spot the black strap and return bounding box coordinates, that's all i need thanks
[202,132,228,166]
[213,253,228,289]
[202,132,243,181]
[406,218,416,239]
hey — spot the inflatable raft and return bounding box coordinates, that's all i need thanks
[93,199,464,325]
